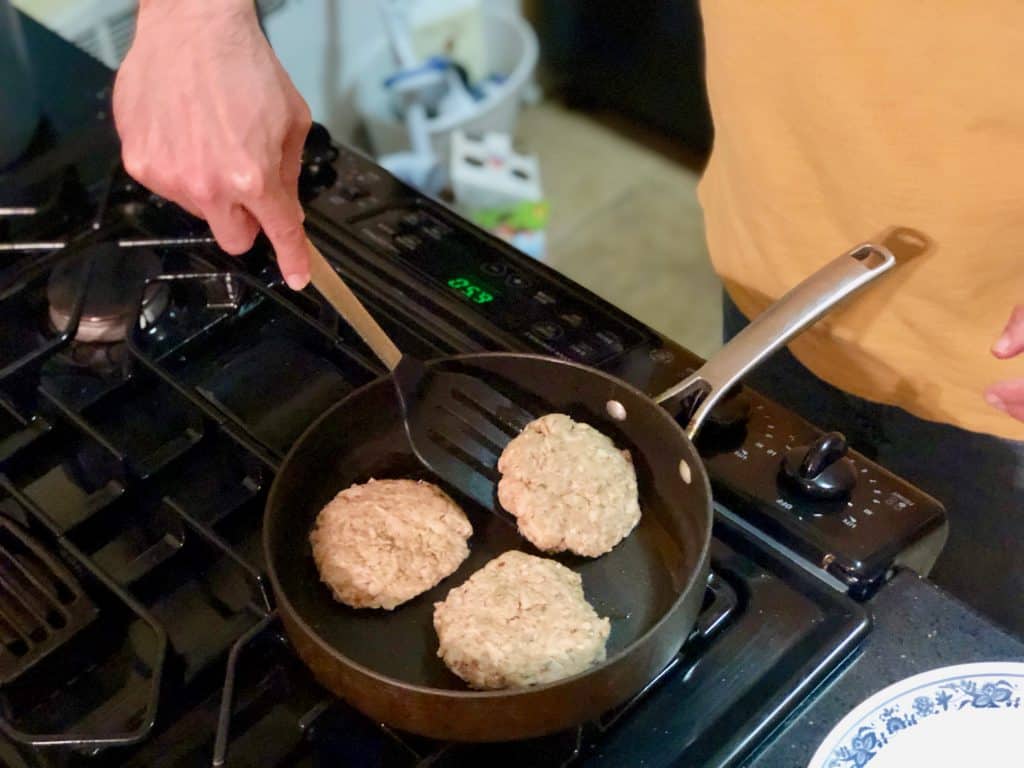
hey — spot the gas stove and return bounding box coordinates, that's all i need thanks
[1,61,948,768]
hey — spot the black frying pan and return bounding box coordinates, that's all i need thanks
[263,241,895,741]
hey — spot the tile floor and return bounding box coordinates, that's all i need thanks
[517,102,722,358]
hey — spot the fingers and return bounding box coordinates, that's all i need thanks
[169,195,205,220]
[986,305,1024,423]
[247,183,309,290]
[117,83,312,286]
[985,379,1024,422]
[121,146,216,222]
[992,305,1024,359]
[205,202,260,255]
[229,96,310,289]
[127,146,308,283]
[280,97,311,203]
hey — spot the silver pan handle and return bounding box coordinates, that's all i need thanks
[656,242,896,440]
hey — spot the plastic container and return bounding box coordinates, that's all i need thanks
[354,11,538,167]
[0,0,41,169]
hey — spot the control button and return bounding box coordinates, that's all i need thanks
[593,329,624,354]
[568,341,598,361]
[885,492,914,510]
[359,226,399,255]
[500,311,527,331]
[395,235,421,251]
[649,348,674,364]
[531,321,563,340]
[398,212,424,231]
[780,431,857,500]
[411,216,450,238]
[338,184,367,201]
[532,290,557,306]
[506,272,531,289]
[421,223,448,240]
[481,262,507,277]
[559,311,585,329]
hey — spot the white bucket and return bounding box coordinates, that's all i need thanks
[355,11,538,166]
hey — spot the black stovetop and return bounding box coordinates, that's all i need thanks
[0,152,867,768]
[0,16,947,768]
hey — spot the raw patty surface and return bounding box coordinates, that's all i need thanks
[310,479,472,610]
[433,550,611,689]
[497,413,641,557]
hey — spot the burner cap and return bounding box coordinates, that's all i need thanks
[47,242,169,343]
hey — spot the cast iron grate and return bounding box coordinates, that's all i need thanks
[0,516,98,684]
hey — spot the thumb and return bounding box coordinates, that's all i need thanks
[248,185,309,290]
[992,305,1024,359]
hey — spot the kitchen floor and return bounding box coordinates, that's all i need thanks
[517,102,722,358]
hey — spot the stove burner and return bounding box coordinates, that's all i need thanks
[46,242,169,343]
[59,336,129,371]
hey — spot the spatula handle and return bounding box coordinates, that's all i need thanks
[306,237,403,371]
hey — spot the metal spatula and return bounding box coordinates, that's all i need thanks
[305,239,534,508]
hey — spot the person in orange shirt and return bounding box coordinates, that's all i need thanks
[700,4,1024,631]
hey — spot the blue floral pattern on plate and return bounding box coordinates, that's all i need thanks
[811,664,1024,768]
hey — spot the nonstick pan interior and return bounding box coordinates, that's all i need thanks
[265,353,711,695]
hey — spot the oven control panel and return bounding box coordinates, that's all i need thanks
[348,206,644,366]
[304,141,649,367]
[301,134,948,599]
[693,389,947,598]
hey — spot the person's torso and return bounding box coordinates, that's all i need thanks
[699,1,1024,440]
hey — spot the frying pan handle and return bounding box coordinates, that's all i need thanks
[305,237,403,371]
[656,242,896,440]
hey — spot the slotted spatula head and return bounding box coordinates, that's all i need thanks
[305,238,535,505]
[392,356,536,509]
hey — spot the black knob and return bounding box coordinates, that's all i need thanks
[299,123,339,198]
[689,387,750,454]
[707,387,751,430]
[302,123,336,163]
[781,431,857,500]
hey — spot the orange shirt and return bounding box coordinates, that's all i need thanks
[699,2,1024,440]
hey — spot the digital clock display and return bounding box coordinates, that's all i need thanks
[446,276,496,304]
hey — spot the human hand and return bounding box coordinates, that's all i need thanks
[113,0,312,289]
[986,305,1024,421]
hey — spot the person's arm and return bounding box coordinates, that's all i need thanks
[987,305,1024,421]
[113,0,312,289]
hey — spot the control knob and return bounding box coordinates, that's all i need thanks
[707,386,751,430]
[781,431,857,500]
[692,387,750,452]
[299,123,339,197]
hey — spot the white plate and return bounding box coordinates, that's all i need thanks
[809,662,1024,767]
